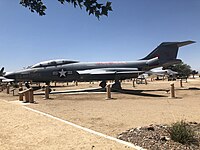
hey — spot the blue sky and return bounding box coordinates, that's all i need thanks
[0,0,199,71]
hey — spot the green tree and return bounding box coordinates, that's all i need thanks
[191,70,198,78]
[167,62,192,79]
[19,0,112,19]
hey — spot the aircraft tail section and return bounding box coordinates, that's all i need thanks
[141,41,195,65]
[0,67,4,76]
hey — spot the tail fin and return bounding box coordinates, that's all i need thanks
[141,41,195,62]
[0,67,5,76]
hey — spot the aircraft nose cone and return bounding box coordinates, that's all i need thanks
[4,72,16,79]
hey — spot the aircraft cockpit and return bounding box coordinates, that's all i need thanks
[31,59,79,68]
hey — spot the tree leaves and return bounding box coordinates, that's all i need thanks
[20,0,47,16]
[167,62,192,78]
[19,0,112,19]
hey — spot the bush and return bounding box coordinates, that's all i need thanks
[169,120,197,145]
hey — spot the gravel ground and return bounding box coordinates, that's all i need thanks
[118,122,200,150]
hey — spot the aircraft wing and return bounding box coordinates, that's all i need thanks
[2,79,14,83]
[77,68,144,75]
[0,76,14,83]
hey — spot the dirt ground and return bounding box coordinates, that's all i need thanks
[0,77,200,149]
[0,100,135,150]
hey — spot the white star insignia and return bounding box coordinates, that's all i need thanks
[59,69,67,77]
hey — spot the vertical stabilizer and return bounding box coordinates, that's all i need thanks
[141,41,195,62]
[0,67,4,76]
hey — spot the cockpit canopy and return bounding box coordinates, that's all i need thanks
[31,59,79,68]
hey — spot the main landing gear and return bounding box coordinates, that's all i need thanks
[99,81,107,88]
[25,82,30,88]
[45,82,52,93]
[111,80,122,90]
[99,80,122,90]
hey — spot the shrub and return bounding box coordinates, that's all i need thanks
[169,120,197,145]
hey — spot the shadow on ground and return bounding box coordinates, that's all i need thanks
[35,87,167,97]
[114,89,167,97]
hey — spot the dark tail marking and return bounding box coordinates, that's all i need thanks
[0,67,4,76]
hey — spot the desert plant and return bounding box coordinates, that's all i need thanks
[169,120,197,145]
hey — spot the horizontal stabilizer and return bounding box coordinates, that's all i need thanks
[177,41,196,47]
[162,59,182,68]
[159,41,195,47]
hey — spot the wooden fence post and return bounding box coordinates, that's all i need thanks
[6,85,10,94]
[106,84,112,100]
[24,91,30,103]
[45,85,49,99]
[170,83,175,98]
[29,88,34,103]
[19,87,23,101]
[132,79,135,87]
[180,79,183,87]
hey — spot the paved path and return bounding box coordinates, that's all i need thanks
[0,100,138,150]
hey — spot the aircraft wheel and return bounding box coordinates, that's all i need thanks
[25,82,30,88]
[99,81,106,88]
[112,80,122,90]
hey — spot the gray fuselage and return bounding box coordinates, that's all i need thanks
[6,59,158,83]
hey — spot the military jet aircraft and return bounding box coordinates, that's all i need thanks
[148,68,178,76]
[0,67,14,83]
[0,76,14,83]
[145,67,178,80]
[4,41,195,89]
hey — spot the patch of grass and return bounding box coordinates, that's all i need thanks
[169,120,198,145]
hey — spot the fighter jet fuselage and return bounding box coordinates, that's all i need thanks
[6,58,158,83]
[4,41,195,87]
